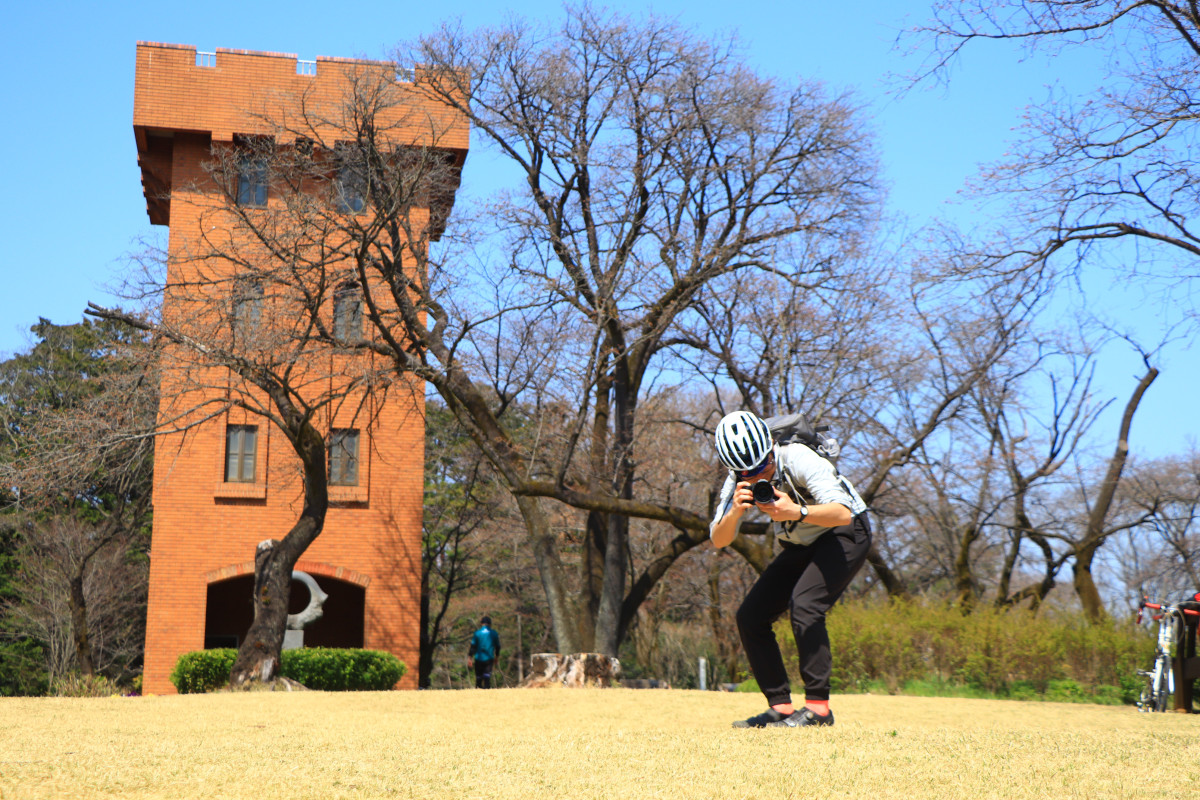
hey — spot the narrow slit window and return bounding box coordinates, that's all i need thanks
[232,278,263,338]
[235,143,269,207]
[333,282,363,342]
[225,425,258,483]
[335,144,366,214]
[329,429,360,486]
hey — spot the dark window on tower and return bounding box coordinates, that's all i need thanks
[232,278,263,337]
[225,425,258,483]
[329,429,360,486]
[335,144,366,214]
[333,282,363,341]
[236,146,269,207]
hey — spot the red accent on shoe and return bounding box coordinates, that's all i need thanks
[804,700,830,716]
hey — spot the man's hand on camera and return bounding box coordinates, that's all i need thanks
[757,488,802,521]
[732,481,757,512]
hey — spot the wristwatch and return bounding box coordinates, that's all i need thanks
[798,502,809,522]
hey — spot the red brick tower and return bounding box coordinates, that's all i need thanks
[132,42,468,694]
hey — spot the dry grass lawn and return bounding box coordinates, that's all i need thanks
[1,689,1198,799]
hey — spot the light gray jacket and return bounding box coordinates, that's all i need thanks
[710,443,867,546]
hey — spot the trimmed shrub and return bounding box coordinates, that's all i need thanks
[171,649,237,694]
[281,648,405,691]
[170,647,406,694]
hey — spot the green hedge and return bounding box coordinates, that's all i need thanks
[170,648,406,694]
[283,647,406,691]
[171,649,238,694]
[777,598,1156,704]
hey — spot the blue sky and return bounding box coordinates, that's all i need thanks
[1,0,1192,458]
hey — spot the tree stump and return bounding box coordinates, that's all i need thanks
[621,678,671,689]
[524,653,621,688]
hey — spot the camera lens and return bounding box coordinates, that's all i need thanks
[752,480,776,505]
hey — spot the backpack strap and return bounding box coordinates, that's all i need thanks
[777,460,813,535]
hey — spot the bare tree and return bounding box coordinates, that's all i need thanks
[4,517,148,683]
[986,352,1102,611]
[910,1,1200,319]
[1066,357,1159,619]
[0,319,154,682]
[418,402,497,687]
[1113,447,1200,598]
[111,10,876,663]
[88,290,382,687]
[360,6,882,654]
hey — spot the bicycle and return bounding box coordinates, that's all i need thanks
[1136,596,1200,712]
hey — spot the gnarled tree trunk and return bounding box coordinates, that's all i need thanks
[229,421,328,687]
[1073,364,1158,621]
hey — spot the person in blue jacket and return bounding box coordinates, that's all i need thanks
[468,616,501,688]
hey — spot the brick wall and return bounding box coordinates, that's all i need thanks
[134,42,465,694]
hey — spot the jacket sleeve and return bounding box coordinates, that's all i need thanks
[778,445,867,515]
[468,634,477,657]
[709,472,739,536]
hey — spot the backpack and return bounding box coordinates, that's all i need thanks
[764,412,840,461]
[763,412,855,529]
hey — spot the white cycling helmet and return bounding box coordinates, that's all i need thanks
[714,410,773,472]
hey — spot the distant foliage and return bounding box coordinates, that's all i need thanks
[171,648,406,694]
[0,639,49,696]
[50,673,122,697]
[806,599,1153,703]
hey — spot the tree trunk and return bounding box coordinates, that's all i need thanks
[229,421,328,688]
[67,573,95,677]
[954,524,981,610]
[593,499,630,656]
[1073,364,1158,621]
[580,510,606,649]
[995,530,1021,606]
[229,539,293,685]
[866,545,909,599]
[594,357,635,657]
[1073,542,1106,622]
[580,365,613,651]
[524,652,621,687]
[418,563,433,689]
[516,495,581,654]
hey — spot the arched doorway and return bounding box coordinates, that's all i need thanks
[204,572,366,649]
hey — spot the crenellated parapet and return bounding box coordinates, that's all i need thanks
[133,41,468,225]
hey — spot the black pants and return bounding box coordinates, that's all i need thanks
[736,514,871,706]
[474,658,495,689]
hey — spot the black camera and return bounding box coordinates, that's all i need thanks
[751,480,776,505]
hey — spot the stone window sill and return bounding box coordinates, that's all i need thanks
[214,482,267,500]
[330,485,367,504]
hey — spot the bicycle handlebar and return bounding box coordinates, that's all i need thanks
[1138,598,1200,618]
